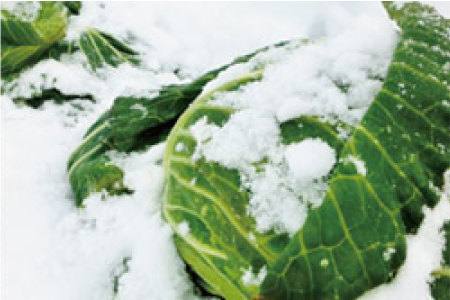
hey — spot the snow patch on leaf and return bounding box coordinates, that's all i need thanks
[285,138,336,182]
[241,265,267,286]
[343,155,367,176]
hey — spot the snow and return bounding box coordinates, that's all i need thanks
[177,221,190,237]
[320,258,330,268]
[175,142,187,153]
[285,139,336,182]
[1,1,41,22]
[344,155,368,176]
[64,2,325,78]
[241,265,267,287]
[207,11,398,127]
[383,247,396,262]
[190,111,281,168]
[2,2,450,300]
[130,103,148,116]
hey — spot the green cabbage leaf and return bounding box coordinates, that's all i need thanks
[1,2,68,78]
[78,28,140,69]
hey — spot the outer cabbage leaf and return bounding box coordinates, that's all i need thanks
[78,28,140,69]
[68,40,291,205]
[1,2,68,77]
[259,2,450,299]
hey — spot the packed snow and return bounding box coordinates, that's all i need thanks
[285,139,336,182]
[2,2,450,300]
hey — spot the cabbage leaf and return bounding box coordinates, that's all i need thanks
[1,2,68,78]
[78,28,140,69]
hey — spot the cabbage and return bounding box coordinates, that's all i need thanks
[62,1,450,298]
[163,2,450,299]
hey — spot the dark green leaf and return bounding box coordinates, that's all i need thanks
[62,1,82,15]
[78,28,139,69]
[13,88,93,108]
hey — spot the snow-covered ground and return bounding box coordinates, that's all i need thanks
[1,2,449,300]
